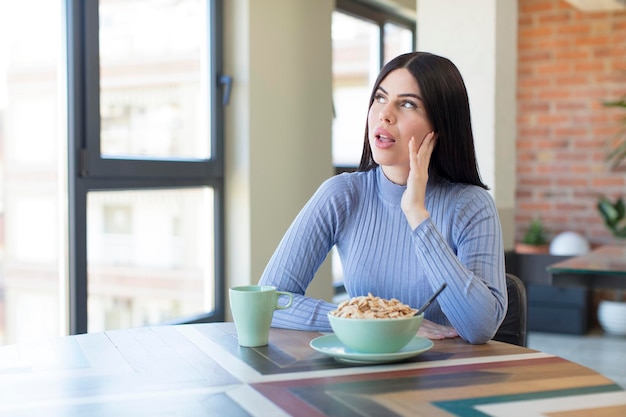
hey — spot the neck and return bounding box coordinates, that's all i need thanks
[381,166,409,186]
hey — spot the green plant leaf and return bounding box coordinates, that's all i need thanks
[617,198,626,218]
[598,198,618,225]
[604,99,626,108]
[522,218,549,245]
[597,196,626,238]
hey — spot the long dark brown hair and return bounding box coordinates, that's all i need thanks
[358,52,488,190]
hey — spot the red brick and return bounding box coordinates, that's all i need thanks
[520,102,551,113]
[593,47,617,58]
[614,20,626,31]
[520,177,552,187]
[520,1,556,14]
[554,101,588,111]
[592,177,626,187]
[520,126,551,136]
[574,62,606,72]
[555,73,589,86]
[518,202,553,212]
[575,36,612,46]
[538,89,572,99]
[554,50,589,60]
[571,164,594,173]
[536,114,570,124]
[539,11,571,25]
[572,88,612,98]
[537,38,572,49]
[610,61,626,71]
[519,77,552,88]
[519,15,533,27]
[521,52,555,63]
[556,23,591,35]
[572,114,610,124]
[555,202,590,211]
[553,127,589,137]
[519,26,554,38]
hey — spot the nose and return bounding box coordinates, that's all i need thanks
[378,104,395,124]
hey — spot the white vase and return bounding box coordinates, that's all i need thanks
[598,300,626,336]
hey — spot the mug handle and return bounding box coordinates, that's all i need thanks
[275,291,293,310]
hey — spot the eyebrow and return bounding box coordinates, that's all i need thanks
[377,86,423,101]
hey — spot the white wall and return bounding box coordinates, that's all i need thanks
[416,0,517,250]
[223,0,335,315]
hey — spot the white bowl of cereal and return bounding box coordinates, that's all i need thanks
[328,293,423,354]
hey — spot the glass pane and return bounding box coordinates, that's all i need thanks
[383,22,414,65]
[99,0,210,160]
[87,188,215,332]
[0,0,65,344]
[332,11,380,167]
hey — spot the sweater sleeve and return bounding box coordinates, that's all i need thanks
[258,175,353,331]
[412,186,507,344]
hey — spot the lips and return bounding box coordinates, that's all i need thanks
[373,127,396,148]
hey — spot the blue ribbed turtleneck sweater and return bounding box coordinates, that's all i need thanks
[259,167,506,344]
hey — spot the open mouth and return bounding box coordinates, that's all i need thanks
[376,134,395,143]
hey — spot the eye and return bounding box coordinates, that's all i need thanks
[401,100,417,109]
[374,93,386,103]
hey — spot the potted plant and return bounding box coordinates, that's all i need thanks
[515,218,550,254]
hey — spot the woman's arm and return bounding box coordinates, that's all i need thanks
[258,175,353,331]
[412,198,506,344]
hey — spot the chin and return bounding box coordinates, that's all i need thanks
[371,153,395,167]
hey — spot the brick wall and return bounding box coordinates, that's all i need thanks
[517,0,626,245]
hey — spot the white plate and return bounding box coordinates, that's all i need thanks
[309,334,433,364]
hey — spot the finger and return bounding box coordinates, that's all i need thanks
[415,132,436,173]
[417,328,446,340]
[419,131,436,160]
[408,136,417,169]
[418,320,459,339]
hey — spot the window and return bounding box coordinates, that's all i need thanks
[332,1,415,170]
[0,0,225,344]
[68,0,226,334]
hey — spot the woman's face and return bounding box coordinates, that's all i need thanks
[367,68,434,184]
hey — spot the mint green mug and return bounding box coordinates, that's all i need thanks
[229,285,293,347]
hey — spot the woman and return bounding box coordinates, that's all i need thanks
[258,52,506,344]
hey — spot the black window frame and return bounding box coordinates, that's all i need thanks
[66,0,226,334]
[336,0,416,66]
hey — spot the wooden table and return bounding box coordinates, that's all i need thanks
[548,245,626,289]
[0,323,624,416]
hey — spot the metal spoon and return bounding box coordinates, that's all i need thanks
[415,283,447,316]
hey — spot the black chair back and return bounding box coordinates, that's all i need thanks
[493,273,528,346]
